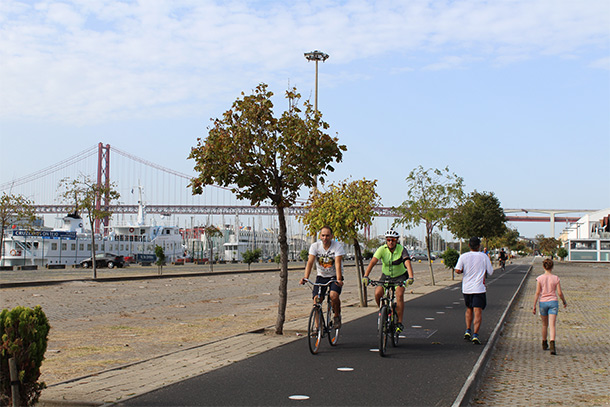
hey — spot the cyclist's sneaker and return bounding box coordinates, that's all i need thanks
[333,315,342,329]
[472,334,481,345]
[396,322,404,333]
[464,329,472,341]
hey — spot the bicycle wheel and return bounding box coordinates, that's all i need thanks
[378,305,389,357]
[308,306,323,354]
[327,306,339,346]
[391,307,399,347]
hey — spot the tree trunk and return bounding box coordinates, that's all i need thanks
[425,223,435,285]
[90,218,97,279]
[353,238,367,307]
[274,206,289,335]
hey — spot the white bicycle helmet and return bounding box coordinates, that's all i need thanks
[385,229,400,239]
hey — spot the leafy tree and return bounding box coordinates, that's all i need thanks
[447,191,507,248]
[188,83,346,334]
[299,178,380,306]
[0,193,36,263]
[203,225,223,271]
[489,228,520,251]
[154,245,166,275]
[299,249,309,262]
[242,248,262,270]
[395,166,464,285]
[273,253,281,264]
[536,235,561,258]
[557,247,568,261]
[58,176,120,279]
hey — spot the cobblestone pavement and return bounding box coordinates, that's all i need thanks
[473,259,610,406]
[4,258,608,406]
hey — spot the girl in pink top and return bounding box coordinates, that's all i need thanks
[532,258,567,355]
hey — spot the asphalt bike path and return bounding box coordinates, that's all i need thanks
[119,264,529,407]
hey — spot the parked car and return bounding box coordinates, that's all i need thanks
[411,252,429,261]
[80,253,125,269]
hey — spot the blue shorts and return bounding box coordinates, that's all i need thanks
[463,293,487,309]
[539,301,559,316]
[312,276,342,299]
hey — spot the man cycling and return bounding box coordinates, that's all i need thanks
[498,248,508,270]
[300,226,345,328]
[362,229,415,333]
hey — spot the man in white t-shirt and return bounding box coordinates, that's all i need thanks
[300,226,345,327]
[455,236,494,345]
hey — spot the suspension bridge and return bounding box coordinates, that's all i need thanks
[0,142,589,236]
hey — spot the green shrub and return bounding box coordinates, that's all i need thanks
[299,249,309,262]
[557,247,568,260]
[362,249,374,260]
[0,305,50,406]
[442,248,460,270]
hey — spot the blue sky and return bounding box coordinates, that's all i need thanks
[1,0,609,239]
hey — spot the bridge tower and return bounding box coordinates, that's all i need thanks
[96,143,110,234]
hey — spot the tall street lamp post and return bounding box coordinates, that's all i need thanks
[304,50,329,244]
[304,50,329,113]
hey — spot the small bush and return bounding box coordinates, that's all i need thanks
[557,247,568,260]
[0,305,50,406]
[362,249,374,260]
[442,248,460,270]
[299,249,309,262]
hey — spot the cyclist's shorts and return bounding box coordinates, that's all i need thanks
[313,276,342,299]
[379,272,408,286]
[463,293,487,309]
[539,301,559,316]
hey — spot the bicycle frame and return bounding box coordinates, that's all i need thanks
[304,279,340,354]
[368,280,406,357]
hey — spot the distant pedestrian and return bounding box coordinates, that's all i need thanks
[455,237,494,345]
[532,258,567,355]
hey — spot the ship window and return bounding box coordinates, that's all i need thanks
[87,244,91,250]
[71,244,76,250]
[33,242,39,249]
[51,243,57,250]
[140,229,145,234]
[61,243,67,250]
[79,244,84,251]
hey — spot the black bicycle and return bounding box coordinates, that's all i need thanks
[303,278,340,354]
[367,279,412,357]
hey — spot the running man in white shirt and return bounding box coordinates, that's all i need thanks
[455,236,494,345]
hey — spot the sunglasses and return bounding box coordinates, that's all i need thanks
[386,238,397,242]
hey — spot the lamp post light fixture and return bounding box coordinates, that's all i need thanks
[304,50,329,112]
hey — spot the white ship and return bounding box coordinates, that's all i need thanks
[1,188,184,268]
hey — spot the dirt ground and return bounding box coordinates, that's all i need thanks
[1,262,455,385]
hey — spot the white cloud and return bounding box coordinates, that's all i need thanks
[1,0,608,124]
[590,56,610,70]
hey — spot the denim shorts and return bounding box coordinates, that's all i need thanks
[539,301,559,316]
[312,276,342,299]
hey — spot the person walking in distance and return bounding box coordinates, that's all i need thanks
[300,226,345,328]
[532,258,567,355]
[455,237,494,345]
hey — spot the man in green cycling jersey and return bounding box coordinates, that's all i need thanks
[362,229,414,333]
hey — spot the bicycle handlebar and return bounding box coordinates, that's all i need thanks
[367,279,412,288]
[303,278,337,287]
